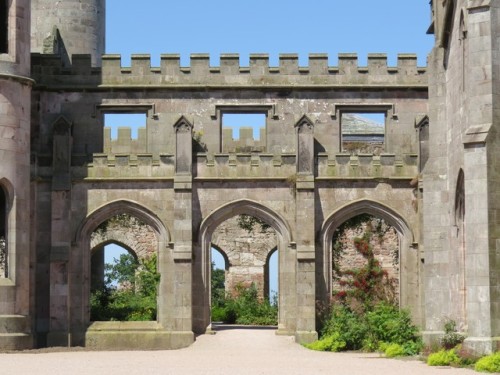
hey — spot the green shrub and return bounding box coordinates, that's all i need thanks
[364,303,420,350]
[384,343,406,358]
[440,319,465,349]
[321,304,367,350]
[316,302,421,354]
[475,352,500,373]
[427,349,460,366]
[211,283,278,325]
[90,253,159,321]
[305,332,346,352]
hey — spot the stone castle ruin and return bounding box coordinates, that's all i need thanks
[0,0,499,355]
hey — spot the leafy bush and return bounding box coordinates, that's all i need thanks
[321,304,367,350]
[440,319,465,349]
[475,352,500,373]
[315,302,421,355]
[223,284,278,325]
[307,215,421,356]
[427,349,461,366]
[383,343,406,358]
[305,332,346,352]
[90,253,159,321]
[364,303,420,351]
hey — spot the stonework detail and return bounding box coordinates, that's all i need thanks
[90,214,157,259]
[332,222,399,301]
[0,0,498,355]
[211,216,277,298]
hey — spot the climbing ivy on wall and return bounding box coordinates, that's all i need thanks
[236,214,270,233]
[331,214,398,310]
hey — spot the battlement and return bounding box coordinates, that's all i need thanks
[86,151,417,180]
[222,127,266,153]
[31,53,427,89]
[103,126,148,154]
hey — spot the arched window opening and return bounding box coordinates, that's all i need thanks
[331,214,399,308]
[455,169,465,226]
[0,186,7,278]
[211,247,227,323]
[210,214,278,326]
[90,213,159,322]
[264,248,278,304]
[0,0,7,54]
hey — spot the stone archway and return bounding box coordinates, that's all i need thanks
[195,199,293,335]
[320,199,416,313]
[211,215,277,299]
[73,200,170,332]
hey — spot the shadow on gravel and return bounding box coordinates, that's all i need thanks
[212,323,277,331]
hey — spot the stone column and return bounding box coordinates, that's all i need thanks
[167,116,194,340]
[47,117,73,346]
[293,115,317,343]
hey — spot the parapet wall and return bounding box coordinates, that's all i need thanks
[104,127,147,154]
[86,152,418,180]
[222,127,266,153]
[31,53,427,88]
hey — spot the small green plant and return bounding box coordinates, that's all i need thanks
[440,319,465,349]
[383,343,406,358]
[236,214,270,233]
[427,348,461,366]
[475,352,500,373]
[305,332,346,352]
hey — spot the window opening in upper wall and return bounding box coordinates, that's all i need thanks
[341,112,385,154]
[0,0,8,54]
[103,113,148,154]
[222,113,266,153]
[104,113,147,140]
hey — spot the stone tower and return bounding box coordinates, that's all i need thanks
[0,0,33,349]
[31,0,105,66]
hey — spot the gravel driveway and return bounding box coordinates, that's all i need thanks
[0,327,476,375]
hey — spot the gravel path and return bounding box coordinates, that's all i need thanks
[0,327,476,375]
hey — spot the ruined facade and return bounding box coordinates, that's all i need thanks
[0,0,498,355]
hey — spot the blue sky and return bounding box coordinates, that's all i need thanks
[103,1,434,295]
[106,1,434,67]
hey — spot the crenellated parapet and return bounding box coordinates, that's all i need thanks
[86,151,417,180]
[31,53,427,89]
[103,127,147,154]
[222,127,266,153]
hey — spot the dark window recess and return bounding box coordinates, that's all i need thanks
[0,0,7,54]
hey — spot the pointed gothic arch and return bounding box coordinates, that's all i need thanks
[320,199,414,301]
[194,199,294,334]
[73,199,170,326]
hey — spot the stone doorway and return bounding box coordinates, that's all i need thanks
[194,199,295,336]
[210,215,279,326]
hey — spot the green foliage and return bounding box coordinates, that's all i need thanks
[321,304,367,350]
[211,263,226,308]
[95,213,145,233]
[210,274,278,325]
[308,215,420,355]
[475,352,500,373]
[316,302,421,354]
[364,303,420,349]
[383,343,406,358]
[440,319,465,349]
[223,284,278,325]
[427,349,461,366]
[237,214,270,233]
[90,253,159,321]
[305,332,346,352]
